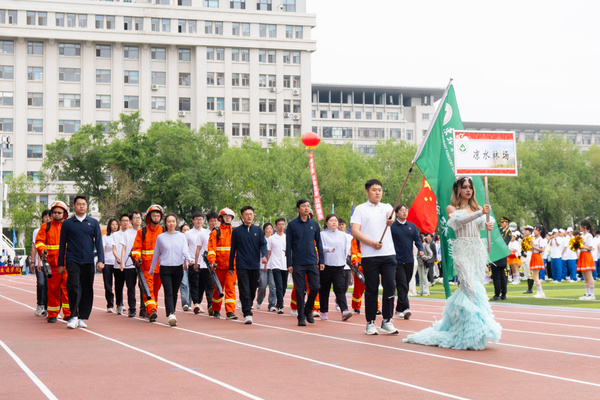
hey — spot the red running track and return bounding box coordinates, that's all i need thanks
[1,275,600,400]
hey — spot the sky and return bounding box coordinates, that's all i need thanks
[306,0,600,126]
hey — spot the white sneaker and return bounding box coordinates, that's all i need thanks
[395,311,404,319]
[78,319,88,329]
[244,315,253,324]
[403,309,412,320]
[67,317,79,329]
[589,295,596,300]
[532,292,545,299]
[365,322,379,335]
[116,306,123,315]
[277,308,284,314]
[510,280,520,285]
[41,308,47,317]
[167,314,177,326]
[381,320,399,334]
[182,305,189,312]
[312,311,320,318]
[34,305,44,317]
[106,307,113,313]
[269,306,277,312]
[255,302,261,309]
[290,310,298,317]
[335,304,341,312]
[579,295,589,300]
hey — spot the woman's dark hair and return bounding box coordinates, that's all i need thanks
[164,212,178,224]
[263,222,273,232]
[324,213,338,227]
[179,223,190,232]
[106,218,118,236]
[534,225,547,238]
[580,219,593,233]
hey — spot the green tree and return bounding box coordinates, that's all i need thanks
[5,174,43,248]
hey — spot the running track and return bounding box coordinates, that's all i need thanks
[1,275,599,400]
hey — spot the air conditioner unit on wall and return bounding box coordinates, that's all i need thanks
[292,115,300,121]
[178,111,186,117]
[269,87,277,92]
[292,89,300,96]
[151,84,158,91]
[283,112,290,118]
[217,110,224,116]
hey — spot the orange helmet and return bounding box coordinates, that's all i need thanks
[218,207,235,222]
[145,204,164,224]
[50,201,69,218]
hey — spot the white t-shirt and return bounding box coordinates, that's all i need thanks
[343,232,352,270]
[185,227,203,265]
[102,234,115,265]
[120,228,139,269]
[32,228,41,267]
[195,228,210,269]
[592,236,600,262]
[267,233,286,271]
[350,200,395,258]
[549,236,563,259]
[562,235,578,260]
[508,240,521,256]
[112,230,124,267]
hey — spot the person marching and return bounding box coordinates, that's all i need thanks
[179,223,191,311]
[207,207,237,320]
[102,218,120,313]
[507,231,522,285]
[319,213,353,321]
[562,227,578,282]
[337,218,353,312]
[256,222,276,311]
[548,229,564,283]
[522,225,534,294]
[35,201,71,323]
[131,205,164,323]
[268,218,287,314]
[193,211,218,315]
[185,212,205,314]
[120,211,142,318]
[229,206,268,324]
[350,237,364,313]
[32,209,51,317]
[148,213,189,326]
[490,216,512,300]
[530,225,547,298]
[577,219,596,300]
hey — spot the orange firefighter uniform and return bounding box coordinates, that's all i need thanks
[36,210,70,320]
[350,238,365,311]
[207,218,237,315]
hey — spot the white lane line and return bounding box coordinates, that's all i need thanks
[0,295,263,400]
[0,339,59,400]
[496,342,600,359]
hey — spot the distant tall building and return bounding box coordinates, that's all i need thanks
[0,0,315,219]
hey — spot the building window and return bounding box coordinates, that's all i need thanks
[231,48,239,61]
[151,18,160,32]
[242,123,250,136]
[259,50,266,63]
[343,111,351,119]
[106,15,115,30]
[27,119,43,133]
[242,23,250,36]
[283,75,291,88]
[293,75,301,88]
[205,0,219,6]
[124,46,139,59]
[357,145,374,155]
[27,172,41,182]
[161,18,170,32]
[58,42,80,56]
[151,71,166,85]
[283,100,290,113]
[268,74,276,87]
[232,22,240,36]
[284,125,291,137]
[241,98,250,111]
[259,99,266,112]
[27,11,36,25]
[232,73,240,86]
[267,50,276,63]
[241,49,249,62]
[96,95,111,109]
[151,47,166,60]
[241,73,250,86]
[178,19,186,33]
[214,21,223,35]
[205,21,213,34]
[257,0,272,10]
[259,124,267,137]
[0,65,15,79]
[216,48,224,61]
[28,93,43,107]
[216,72,225,85]
[406,130,413,141]
[78,14,87,28]
[27,145,44,159]
[376,112,383,120]
[422,113,430,120]
[268,24,277,38]
[283,51,290,64]
[258,74,266,87]
[292,51,300,64]
[331,111,339,119]
[0,92,13,106]
[67,13,76,28]
[39,195,48,207]
[286,25,293,38]
[232,98,240,111]
[259,24,267,37]
[231,123,240,136]
[1,146,11,157]
[56,13,65,27]
[387,113,399,120]
[207,97,215,110]
[179,72,190,86]
[295,26,303,39]
[188,20,196,33]
[282,0,296,12]
[59,68,81,82]
[151,97,166,110]
[269,124,277,137]
[27,67,43,81]
[6,10,17,25]
[231,0,246,9]
[124,16,133,31]
[216,98,224,111]
[123,96,139,110]
[0,118,13,132]
[206,72,214,85]
[207,47,214,60]
[0,40,14,54]
[268,99,276,112]
[96,44,111,58]
[178,98,190,112]
[124,70,138,84]
[390,129,401,139]
[58,120,80,133]
[293,125,302,137]
[156,0,170,4]
[28,41,43,55]
[179,48,191,61]
[59,94,81,108]
[293,100,301,113]
[95,15,104,29]
[319,110,327,118]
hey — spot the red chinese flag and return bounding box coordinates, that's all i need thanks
[406,177,438,233]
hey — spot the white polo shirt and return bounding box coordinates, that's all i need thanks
[562,235,578,260]
[350,200,395,258]
[185,227,203,265]
[267,232,286,271]
[195,228,210,269]
[549,236,563,259]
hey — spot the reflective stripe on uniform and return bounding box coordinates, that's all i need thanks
[352,296,362,302]
[35,243,45,249]
[212,297,223,303]
[207,251,216,256]
[47,306,60,311]
[144,300,156,307]
[216,247,230,251]
[61,303,70,309]
[46,245,59,250]
[224,299,236,304]
[290,299,297,305]
[131,251,141,257]
[141,250,154,255]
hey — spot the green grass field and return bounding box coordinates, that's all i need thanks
[421,280,600,309]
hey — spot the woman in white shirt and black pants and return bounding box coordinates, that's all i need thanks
[320,214,353,322]
[149,213,190,326]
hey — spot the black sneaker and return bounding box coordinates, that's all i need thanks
[47,317,57,323]
[213,311,221,319]
[226,312,238,320]
[490,295,501,301]
[148,311,157,322]
[376,309,382,315]
[305,312,315,324]
[500,294,507,300]
[353,309,360,314]
[139,310,147,318]
[298,319,307,326]
[128,311,135,318]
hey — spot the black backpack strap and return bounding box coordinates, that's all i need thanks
[142,226,147,242]
[46,222,51,232]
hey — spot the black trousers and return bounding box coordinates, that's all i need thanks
[112,268,124,308]
[395,261,414,312]
[272,269,288,309]
[159,265,183,317]
[319,265,348,313]
[292,264,320,321]
[490,264,508,296]
[237,269,260,317]
[102,264,115,308]
[66,261,95,320]
[123,268,137,311]
[189,267,214,307]
[362,255,396,322]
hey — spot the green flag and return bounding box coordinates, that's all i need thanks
[415,82,510,298]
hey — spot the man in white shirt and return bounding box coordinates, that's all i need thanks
[562,227,578,281]
[351,179,398,335]
[185,212,205,314]
[549,228,564,283]
[120,211,142,318]
[194,211,219,315]
[268,218,287,314]
[110,213,129,315]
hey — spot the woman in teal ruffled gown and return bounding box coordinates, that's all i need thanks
[403,177,502,350]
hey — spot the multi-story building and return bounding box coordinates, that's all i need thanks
[310,83,444,154]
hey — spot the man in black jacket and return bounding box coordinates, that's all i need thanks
[390,204,424,319]
[229,206,267,325]
[286,199,324,326]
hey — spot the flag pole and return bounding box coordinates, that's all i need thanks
[484,176,492,253]
[378,79,454,243]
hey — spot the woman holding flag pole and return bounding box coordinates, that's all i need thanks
[404,176,501,350]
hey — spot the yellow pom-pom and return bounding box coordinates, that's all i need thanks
[521,236,533,252]
[569,236,583,252]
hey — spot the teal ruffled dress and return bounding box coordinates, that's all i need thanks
[403,209,502,350]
